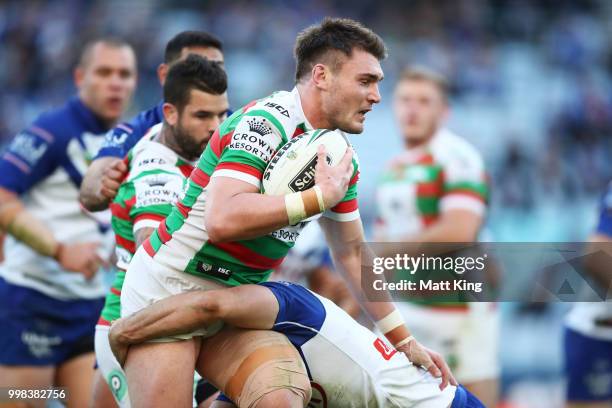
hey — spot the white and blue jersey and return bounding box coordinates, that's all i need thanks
[0,96,115,300]
[0,96,116,366]
[564,182,612,402]
[95,102,163,159]
[256,281,464,407]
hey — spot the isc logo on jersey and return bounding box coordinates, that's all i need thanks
[262,129,350,195]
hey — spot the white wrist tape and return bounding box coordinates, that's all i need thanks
[376,310,405,334]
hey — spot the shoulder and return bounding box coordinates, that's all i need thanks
[236,91,299,138]
[430,128,484,170]
[127,125,179,179]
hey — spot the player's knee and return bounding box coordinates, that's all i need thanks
[254,389,304,408]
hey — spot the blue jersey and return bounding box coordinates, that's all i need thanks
[95,102,164,159]
[0,96,115,300]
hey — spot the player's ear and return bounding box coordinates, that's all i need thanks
[74,67,85,88]
[157,63,169,85]
[163,102,178,126]
[311,64,331,91]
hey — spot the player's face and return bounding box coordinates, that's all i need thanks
[76,43,137,125]
[326,49,383,134]
[172,89,229,161]
[393,79,447,145]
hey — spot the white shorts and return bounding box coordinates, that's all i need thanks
[396,302,500,383]
[121,248,227,340]
[95,325,131,408]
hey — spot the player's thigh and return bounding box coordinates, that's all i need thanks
[94,325,129,408]
[197,327,310,408]
[90,369,120,408]
[0,365,54,408]
[124,338,201,408]
[55,352,96,408]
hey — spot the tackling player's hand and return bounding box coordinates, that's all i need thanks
[55,242,106,279]
[315,146,354,209]
[397,339,457,390]
[109,319,129,367]
[100,159,128,201]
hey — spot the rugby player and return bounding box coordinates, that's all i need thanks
[80,31,224,212]
[109,281,485,407]
[374,67,499,407]
[0,38,136,408]
[92,55,229,408]
[564,181,612,408]
[120,18,455,408]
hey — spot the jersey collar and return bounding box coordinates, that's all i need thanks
[70,96,109,134]
[291,87,314,132]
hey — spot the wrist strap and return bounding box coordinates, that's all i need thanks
[285,186,326,225]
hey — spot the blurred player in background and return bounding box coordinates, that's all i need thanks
[273,221,360,318]
[0,38,136,408]
[374,67,499,407]
[92,55,228,408]
[564,181,612,408]
[80,31,224,212]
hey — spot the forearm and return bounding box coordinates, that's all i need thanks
[0,191,59,258]
[206,192,288,242]
[79,157,116,211]
[114,291,216,345]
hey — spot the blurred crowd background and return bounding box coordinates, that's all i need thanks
[1,1,610,407]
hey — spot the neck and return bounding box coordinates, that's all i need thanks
[403,131,436,150]
[296,82,333,130]
[78,93,115,129]
[157,124,183,156]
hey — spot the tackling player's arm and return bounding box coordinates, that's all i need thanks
[319,216,457,389]
[205,146,354,242]
[109,284,279,365]
[80,156,127,211]
[307,266,360,318]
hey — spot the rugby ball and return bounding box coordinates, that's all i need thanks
[262,129,350,195]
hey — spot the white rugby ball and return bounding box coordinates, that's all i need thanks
[262,129,350,195]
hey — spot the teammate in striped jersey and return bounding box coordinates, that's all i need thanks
[91,55,229,408]
[120,18,455,408]
[80,31,225,212]
[374,67,499,407]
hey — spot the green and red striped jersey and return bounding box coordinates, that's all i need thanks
[142,88,360,287]
[99,124,194,325]
[375,128,488,308]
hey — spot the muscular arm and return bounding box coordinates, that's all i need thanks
[0,186,60,257]
[109,285,279,364]
[204,177,289,242]
[79,157,123,211]
[318,217,398,322]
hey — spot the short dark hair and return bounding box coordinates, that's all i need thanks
[163,54,227,111]
[78,37,133,68]
[164,31,223,63]
[398,66,449,101]
[294,17,387,82]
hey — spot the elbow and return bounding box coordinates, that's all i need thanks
[205,212,236,243]
[196,291,226,321]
